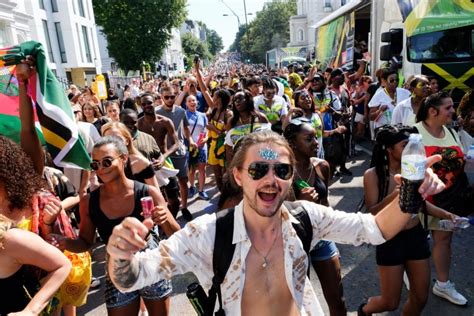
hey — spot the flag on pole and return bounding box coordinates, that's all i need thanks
[0,41,91,169]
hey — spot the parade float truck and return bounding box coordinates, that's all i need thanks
[312,0,473,102]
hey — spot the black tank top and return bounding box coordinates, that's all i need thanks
[124,160,155,184]
[88,181,149,244]
[293,159,328,204]
[0,266,29,315]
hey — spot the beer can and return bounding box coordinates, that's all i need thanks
[140,196,154,219]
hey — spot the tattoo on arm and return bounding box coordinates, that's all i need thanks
[110,258,140,289]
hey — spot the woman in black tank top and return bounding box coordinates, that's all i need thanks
[284,119,347,315]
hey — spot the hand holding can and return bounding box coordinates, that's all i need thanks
[140,196,154,219]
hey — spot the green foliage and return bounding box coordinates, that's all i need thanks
[181,32,211,70]
[230,0,297,64]
[206,29,224,56]
[229,25,247,53]
[93,0,187,72]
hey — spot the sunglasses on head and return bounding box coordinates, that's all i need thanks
[163,95,176,100]
[244,162,293,181]
[90,156,121,171]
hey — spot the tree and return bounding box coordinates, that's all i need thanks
[229,25,247,53]
[181,33,211,70]
[231,0,297,64]
[93,0,187,72]
[206,29,224,56]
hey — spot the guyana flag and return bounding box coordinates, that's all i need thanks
[0,41,91,169]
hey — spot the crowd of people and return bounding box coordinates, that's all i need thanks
[0,51,473,316]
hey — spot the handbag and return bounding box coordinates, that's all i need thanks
[432,172,474,217]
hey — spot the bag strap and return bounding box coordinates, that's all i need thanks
[209,208,236,316]
[284,201,313,276]
[190,114,199,136]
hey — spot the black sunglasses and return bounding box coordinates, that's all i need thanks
[141,101,153,105]
[244,162,293,180]
[163,95,176,100]
[90,156,121,171]
[389,78,399,83]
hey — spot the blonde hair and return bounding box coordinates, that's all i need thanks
[101,122,138,155]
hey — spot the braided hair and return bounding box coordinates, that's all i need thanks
[371,124,417,202]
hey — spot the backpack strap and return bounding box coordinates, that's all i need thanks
[209,208,236,316]
[284,201,313,276]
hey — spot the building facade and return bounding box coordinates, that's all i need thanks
[289,0,350,48]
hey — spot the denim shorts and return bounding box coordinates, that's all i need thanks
[105,276,172,309]
[105,226,172,309]
[310,240,339,262]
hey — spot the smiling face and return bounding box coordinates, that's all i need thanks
[106,103,120,122]
[141,95,155,115]
[232,143,293,218]
[413,78,430,98]
[91,143,126,183]
[433,97,455,125]
[186,95,197,112]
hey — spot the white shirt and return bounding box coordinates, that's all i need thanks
[369,87,410,128]
[391,98,416,126]
[253,95,289,121]
[118,200,386,315]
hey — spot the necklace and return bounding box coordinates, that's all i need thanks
[252,229,279,269]
[295,163,313,184]
[384,88,397,106]
[239,115,251,125]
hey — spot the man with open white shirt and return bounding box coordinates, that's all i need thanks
[369,68,410,129]
[106,131,444,315]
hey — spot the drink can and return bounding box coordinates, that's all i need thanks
[140,196,154,219]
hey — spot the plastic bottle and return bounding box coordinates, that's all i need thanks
[399,134,426,214]
[438,216,474,231]
[464,145,474,186]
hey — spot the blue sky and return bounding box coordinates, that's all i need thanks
[186,0,268,50]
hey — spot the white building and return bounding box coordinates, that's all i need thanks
[289,0,351,48]
[26,0,102,86]
[0,0,102,87]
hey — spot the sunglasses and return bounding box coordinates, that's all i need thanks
[90,156,121,171]
[389,78,399,83]
[163,95,176,100]
[142,101,153,105]
[244,162,293,181]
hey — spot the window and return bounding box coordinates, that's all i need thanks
[341,0,347,6]
[54,22,67,63]
[76,23,84,62]
[77,0,85,17]
[39,0,45,10]
[298,29,304,42]
[51,0,58,12]
[324,0,331,7]
[42,20,54,62]
[407,26,474,62]
[82,26,92,63]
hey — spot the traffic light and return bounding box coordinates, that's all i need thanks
[380,28,403,61]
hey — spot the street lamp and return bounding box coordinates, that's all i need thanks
[222,13,240,28]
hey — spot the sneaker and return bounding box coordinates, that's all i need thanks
[198,191,209,200]
[339,168,353,176]
[433,280,468,305]
[181,208,193,221]
[188,186,196,198]
[90,277,101,288]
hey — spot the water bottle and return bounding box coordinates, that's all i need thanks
[464,145,474,186]
[438,216,474,231]
[399,134,426,214]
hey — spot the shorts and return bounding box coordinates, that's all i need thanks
[170,156,188,179]
[310,240,339,262]
[161,176,179,200]
[105,276,172,309]
[354,112,365,124]
[376,223,430,266]
[189,145,208,166]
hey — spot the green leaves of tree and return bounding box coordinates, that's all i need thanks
[93,0,187,72]
[230,0,296,63]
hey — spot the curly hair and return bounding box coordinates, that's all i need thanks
[0,136,46,210]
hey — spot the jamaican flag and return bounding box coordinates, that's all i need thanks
[0,41,90,169]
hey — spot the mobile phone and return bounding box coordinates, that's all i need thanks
[194,55,200,64]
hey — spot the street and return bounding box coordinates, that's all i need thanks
[79,143,474,315]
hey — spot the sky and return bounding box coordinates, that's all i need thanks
[186,0,268,51]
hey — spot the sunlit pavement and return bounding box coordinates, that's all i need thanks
[79,141,474,315]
